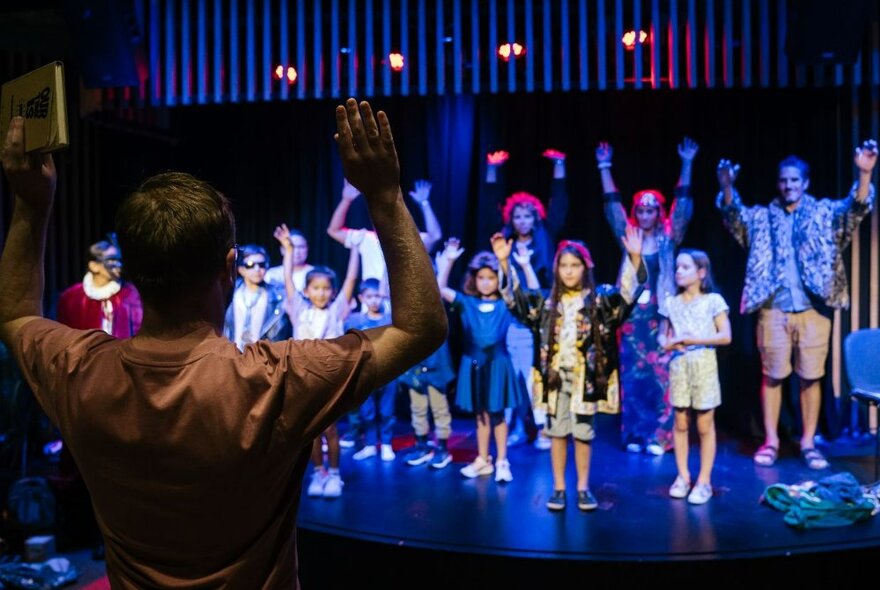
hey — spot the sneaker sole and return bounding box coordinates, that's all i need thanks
[546,503,566,511]
[406,453,435,466]
[430,456,452,469]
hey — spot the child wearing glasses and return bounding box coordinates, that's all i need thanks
[223,243,292,350]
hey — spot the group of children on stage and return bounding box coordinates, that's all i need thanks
[224,139,733,510]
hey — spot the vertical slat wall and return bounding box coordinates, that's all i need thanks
[107,1,877,104]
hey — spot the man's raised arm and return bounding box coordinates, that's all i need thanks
[0,117,57,345]
[334,99,447,385]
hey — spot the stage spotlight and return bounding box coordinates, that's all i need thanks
[622,30,648,50]
[274,65,298,83]
[389,52,405,72]
[497,42,525,62]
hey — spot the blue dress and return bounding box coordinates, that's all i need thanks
[451,294,527,414]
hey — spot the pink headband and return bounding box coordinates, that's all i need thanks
[502,192,547,224]
[556,240,594,269]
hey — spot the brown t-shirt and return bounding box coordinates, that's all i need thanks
[12,318,376,589]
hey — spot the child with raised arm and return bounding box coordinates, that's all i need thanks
[659,249,731,505]
[276,223,360,498]
[436,239,526,483]
[497,226,646,512]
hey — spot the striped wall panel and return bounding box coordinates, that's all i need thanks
[100,0,876,106]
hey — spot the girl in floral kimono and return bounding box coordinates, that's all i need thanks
[496,226,646,512]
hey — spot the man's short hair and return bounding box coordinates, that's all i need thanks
[778,155,810,181]
[358,278,381,294]
[115,172,235,306]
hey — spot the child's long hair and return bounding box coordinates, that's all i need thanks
[676,248,715,293]
[462,251,500,297]
[549,240,596,307]
[627,189,670,233]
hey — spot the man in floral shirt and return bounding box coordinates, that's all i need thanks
[716,140,877,470]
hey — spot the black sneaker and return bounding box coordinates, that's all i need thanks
[405,444,435,466]
[429,449,452,470]
[577,490,598,511]
[546,490,566,511]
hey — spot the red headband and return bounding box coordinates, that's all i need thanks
[556,240,594,269]
[502,192,547,224]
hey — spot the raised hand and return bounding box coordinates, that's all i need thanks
[677,137,699,162]
[855,139,878,173]
[595,142,613,165]
[408,179,432,204]
[621,224,643,258]
[716,159,740,188]
[512,242,534,267]
[487,150,510,166]
[273,223,292,249]
[542,148,566,162]
[440,237,465,261]
[341,177,361,201]
[489,232,513,262]
[0,117,56,211]
[334,99,399,204]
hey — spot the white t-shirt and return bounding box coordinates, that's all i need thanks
[344,229,386,281]
[264,264,315,292]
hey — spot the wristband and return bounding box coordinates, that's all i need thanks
[597,162,612,170]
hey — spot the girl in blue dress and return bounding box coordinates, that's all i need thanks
[436,239,527,483]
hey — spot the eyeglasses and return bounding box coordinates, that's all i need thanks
[242,260,269,270]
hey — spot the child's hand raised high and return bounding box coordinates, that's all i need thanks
[440,237,465,261]
[489,232,512,262]
[621,224,643,260]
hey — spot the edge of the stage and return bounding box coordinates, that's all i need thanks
[297,519,880,562]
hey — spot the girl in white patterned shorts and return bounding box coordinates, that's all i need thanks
[659,249,731,505]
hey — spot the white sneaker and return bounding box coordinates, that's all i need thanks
[381,444,396,461]
[626,442,642,453]
[533,436,552,451]
[494,459,513,483]
[323,473,344,498]
[668,475,691,499]
[645,443,666,456]
[352,445,377,461]
[687,482,712,505]
[307,470,329,497]
[460,456,494,478]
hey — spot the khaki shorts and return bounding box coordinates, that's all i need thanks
[544,391,596,442]
[756,308,831,380]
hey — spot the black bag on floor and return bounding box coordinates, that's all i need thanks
[7,478,55,531]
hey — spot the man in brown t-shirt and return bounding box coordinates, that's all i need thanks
[0,100,447,588]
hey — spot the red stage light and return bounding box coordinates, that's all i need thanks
[497,42,525,62]
[275,65,298,83]
[622,30,649,50]
[389,52,405,72]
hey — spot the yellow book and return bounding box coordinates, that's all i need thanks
[1,61,69,153]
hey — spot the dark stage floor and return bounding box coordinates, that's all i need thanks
[298,415,880,562]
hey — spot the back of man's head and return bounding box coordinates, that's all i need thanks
[115,172,235,308]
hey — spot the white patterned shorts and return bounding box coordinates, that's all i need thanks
[669,348,722,410]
